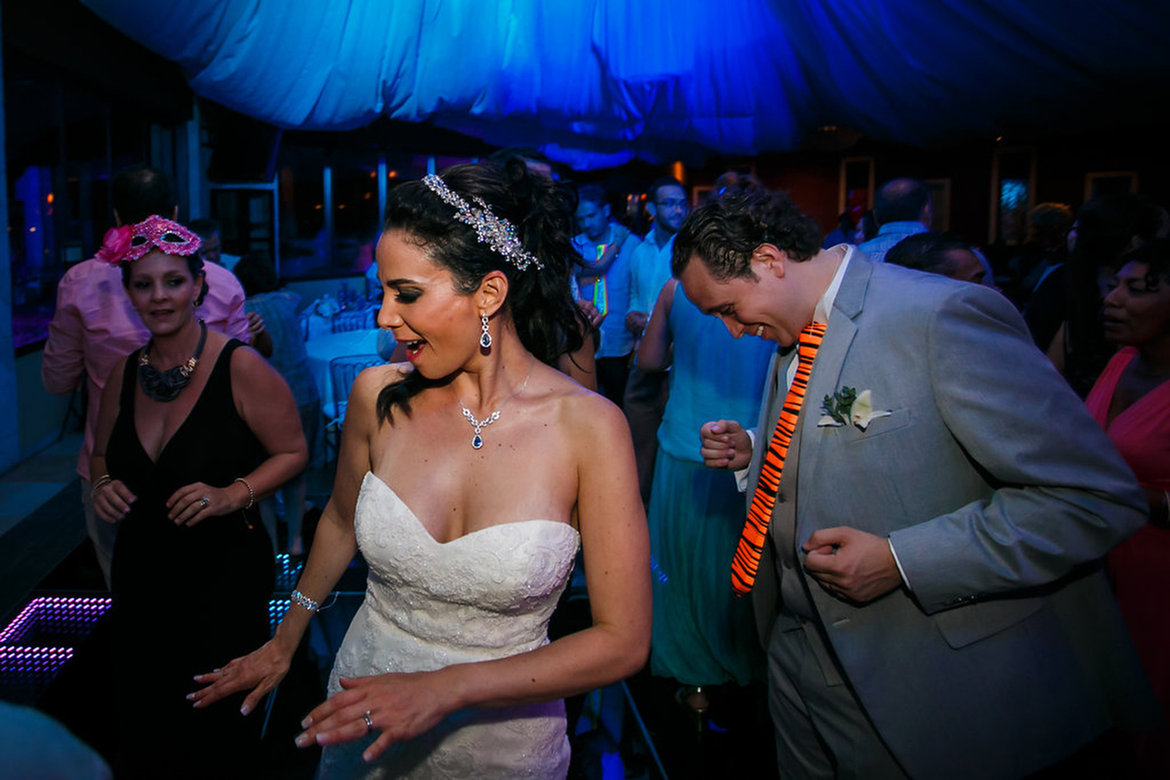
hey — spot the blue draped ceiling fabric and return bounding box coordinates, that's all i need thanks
[82,0,1170,170]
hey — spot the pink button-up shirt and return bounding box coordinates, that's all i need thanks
[41,258,250,479]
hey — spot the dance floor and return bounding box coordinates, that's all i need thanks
[0,436,775,778]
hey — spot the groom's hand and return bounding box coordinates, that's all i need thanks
[699,420,751,470]
[802,527,902,603]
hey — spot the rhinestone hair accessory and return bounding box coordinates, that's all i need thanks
[96,215,202,265]
[422,174,544,271]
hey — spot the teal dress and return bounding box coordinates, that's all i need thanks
[648,284,774,686]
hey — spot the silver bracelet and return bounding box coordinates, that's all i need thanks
[290,589,320,613]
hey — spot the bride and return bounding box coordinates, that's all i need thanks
[190,159,650,777]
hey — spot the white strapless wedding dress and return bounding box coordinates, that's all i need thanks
[318,472,579,779]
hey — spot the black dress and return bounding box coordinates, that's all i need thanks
[107,340,275,778]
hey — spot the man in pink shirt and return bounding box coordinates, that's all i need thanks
[42,165,250,587]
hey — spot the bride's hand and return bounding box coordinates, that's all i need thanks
[188,639,292,716]
[295,672,459,762]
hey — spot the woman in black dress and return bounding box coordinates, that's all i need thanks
[90,215,307,777]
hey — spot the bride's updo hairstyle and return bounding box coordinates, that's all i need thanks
[377,158,585,422]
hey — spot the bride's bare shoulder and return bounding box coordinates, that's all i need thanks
[351,362,412,397]
[538,364,627,438]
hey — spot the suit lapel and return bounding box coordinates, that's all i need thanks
[791,256,873,539]
[751,255,874,639]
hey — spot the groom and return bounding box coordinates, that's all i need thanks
[675,189,1159,778]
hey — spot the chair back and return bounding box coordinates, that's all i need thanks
[328,354,384,418]
[332,308,376,333]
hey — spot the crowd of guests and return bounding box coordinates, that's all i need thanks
[24,158,1170,777]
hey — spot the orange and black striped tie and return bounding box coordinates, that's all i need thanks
[732,321,826,596]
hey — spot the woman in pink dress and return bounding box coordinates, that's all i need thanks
[1084,238,1170,775]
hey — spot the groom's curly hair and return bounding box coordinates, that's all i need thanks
[672,188,822,281]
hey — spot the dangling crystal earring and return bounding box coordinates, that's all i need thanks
[479,313,492,349]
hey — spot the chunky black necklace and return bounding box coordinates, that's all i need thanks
[138,320,208,402]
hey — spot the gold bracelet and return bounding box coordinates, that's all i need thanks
[234,477,255,510]
[91,475,113,500]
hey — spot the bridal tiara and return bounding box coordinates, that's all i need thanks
[422,174,544,271]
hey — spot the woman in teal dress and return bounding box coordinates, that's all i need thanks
[638,278,774,712]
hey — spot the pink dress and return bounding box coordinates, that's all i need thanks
[1085,346,1170,771]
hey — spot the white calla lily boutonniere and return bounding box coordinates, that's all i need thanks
[818,387,892,432]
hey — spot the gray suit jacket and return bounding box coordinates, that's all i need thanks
[748,255,1158,778]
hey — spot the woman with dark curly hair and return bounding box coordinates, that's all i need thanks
[192,160,651,778]
[1085,239,1170,775]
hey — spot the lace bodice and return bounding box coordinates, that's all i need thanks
[320,472,579,779]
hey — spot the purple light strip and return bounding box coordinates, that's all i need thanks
[0,646,75,676]
[0,597,112,645]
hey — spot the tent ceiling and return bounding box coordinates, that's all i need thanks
[81,0,1170,170]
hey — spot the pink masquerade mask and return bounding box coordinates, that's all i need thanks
[96,215,201,264]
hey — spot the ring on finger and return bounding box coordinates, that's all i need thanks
[200,496,211,508]
[363,710,374,733]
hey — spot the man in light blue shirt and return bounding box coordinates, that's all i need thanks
[856,178,932,263]
[623,176,688,503]
[625,179,688,335]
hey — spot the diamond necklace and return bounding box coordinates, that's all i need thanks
[458,357,535,449]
